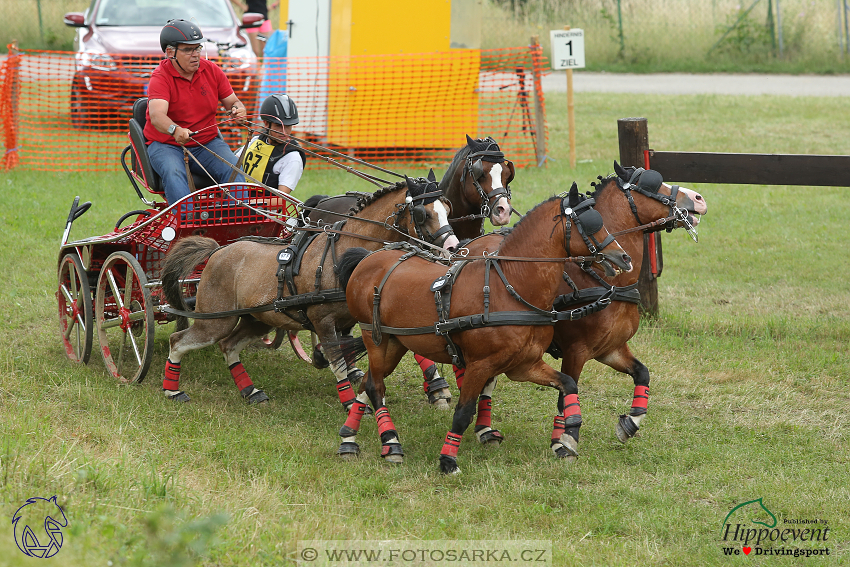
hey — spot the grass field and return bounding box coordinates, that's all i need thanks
[1,90,849,566]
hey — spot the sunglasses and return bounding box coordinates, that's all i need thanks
[177,45,203,54]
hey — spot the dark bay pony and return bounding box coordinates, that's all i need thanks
[333,190,633,472]
[158,176,459,403]
[436,163,708,458]
[300,135,515,406]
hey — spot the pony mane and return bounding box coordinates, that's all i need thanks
[498,195,562,249]
[438,144,472,193]
[348,180,408,215]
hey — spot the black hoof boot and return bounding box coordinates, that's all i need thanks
[439,455,460,474]
[381,443,404,464]
[616,414,640,443]
[475,426,504,446]
[312,345,329,369]
[240,386,270,404]
[338,442,361,459]
[164,389,191,402]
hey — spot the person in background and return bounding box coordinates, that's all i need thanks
[145,19,247,205]
[231,0,278,59]
[240,94,305,195]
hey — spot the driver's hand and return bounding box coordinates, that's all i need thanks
[173,126,191,145]
[231,103,247,124]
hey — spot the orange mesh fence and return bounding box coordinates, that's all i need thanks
[0,44,548,174]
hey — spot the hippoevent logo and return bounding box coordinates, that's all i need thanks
[720,498,830,558]
[12,496,68,559]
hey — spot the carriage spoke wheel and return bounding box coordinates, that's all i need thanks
[95,251,154,384]
[57,253,93,363]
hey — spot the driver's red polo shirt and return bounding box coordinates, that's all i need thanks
[144,58,234,146]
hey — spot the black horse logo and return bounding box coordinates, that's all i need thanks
[12,496,68,558]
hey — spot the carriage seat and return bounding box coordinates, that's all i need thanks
[128,97,216,195]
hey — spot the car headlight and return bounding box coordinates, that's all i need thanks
[76,52,118,72]
[220,45,255,70]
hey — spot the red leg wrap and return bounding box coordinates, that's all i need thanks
[414,354,434,373]
[342,401,368,433]
[229,362,253,391]
[375,407,397,436]
[551,415,566,441]
[631,385,649,410]
[563,393,581,418]
[453,366,465,390]
[163,359,181,391]
[336,379,356,405]
[475,396,492,429]
[441,431,462,457]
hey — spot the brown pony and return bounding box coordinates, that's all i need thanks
[298,135,515,405]
[333,188,633,473]
[158,175,459,403]
[431,163,708,458]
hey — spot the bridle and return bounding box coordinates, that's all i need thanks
[459,138,513,224]
[392,180,456,248]
[617,167,699,242]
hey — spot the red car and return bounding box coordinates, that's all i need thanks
[64,0,263,130]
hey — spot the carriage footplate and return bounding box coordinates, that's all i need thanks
[240,385,270,405]
[164,389,191,403]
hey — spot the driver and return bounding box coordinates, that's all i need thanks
[144,19,247,205]
[239,94,306,195]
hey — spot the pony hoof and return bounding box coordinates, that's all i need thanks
[439,455,460,475]
[164,390,191,402]
[551,436,578,460]
[432,398,450,410]
[381,444,404,464]
[478,430,504,447]
[338,442,361,458]
[312,345,329,369]
[616,414,640,443]
[240,386,270,404]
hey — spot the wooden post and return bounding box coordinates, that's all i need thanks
[564,26,576,169]
[617,117,660,316]
[529,35,548,167]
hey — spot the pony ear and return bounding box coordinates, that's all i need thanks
[427,168,437,183]
[614,161,628,179]
[567,181,580,207]
[466,134,475,147]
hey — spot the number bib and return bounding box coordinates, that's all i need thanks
[243,138,274,180]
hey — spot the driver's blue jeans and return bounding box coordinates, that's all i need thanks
[148,138,245,206]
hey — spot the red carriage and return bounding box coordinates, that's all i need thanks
[56,99,300,383]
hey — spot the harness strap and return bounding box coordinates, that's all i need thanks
[161,303,275,319]
[371,249,419,345]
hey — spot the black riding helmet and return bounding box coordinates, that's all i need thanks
[260,94,299,126]
[160,19,204,53]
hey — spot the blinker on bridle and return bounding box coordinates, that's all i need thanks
[460,137,512,221]
[394,178,456,248]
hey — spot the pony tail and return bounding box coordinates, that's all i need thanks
[335,247,370,292]
[161,236,220,321]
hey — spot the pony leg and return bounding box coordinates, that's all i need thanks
[361,334,408,463]
[164,320,230,402]
[474,377,504,446]
[414,354,451,409]
[318,327,367,412]
[439,385,480,475]
[338,390,369,458]
[507,360,582,462]
[596,347,650,443]
[219,317,273,404]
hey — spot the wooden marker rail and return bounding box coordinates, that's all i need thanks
[617,117,850,315]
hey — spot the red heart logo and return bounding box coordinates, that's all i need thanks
[743,547,751,555]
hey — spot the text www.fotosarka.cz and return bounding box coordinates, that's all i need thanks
[297,540,552,566]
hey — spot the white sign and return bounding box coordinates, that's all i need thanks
[550,29,585,70]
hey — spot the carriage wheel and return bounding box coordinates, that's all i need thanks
[57,253,93,364]
[95,251,155,384]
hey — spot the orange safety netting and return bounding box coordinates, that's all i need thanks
[0,43,548,173]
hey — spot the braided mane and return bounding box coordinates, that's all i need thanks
[348,180,408,215]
